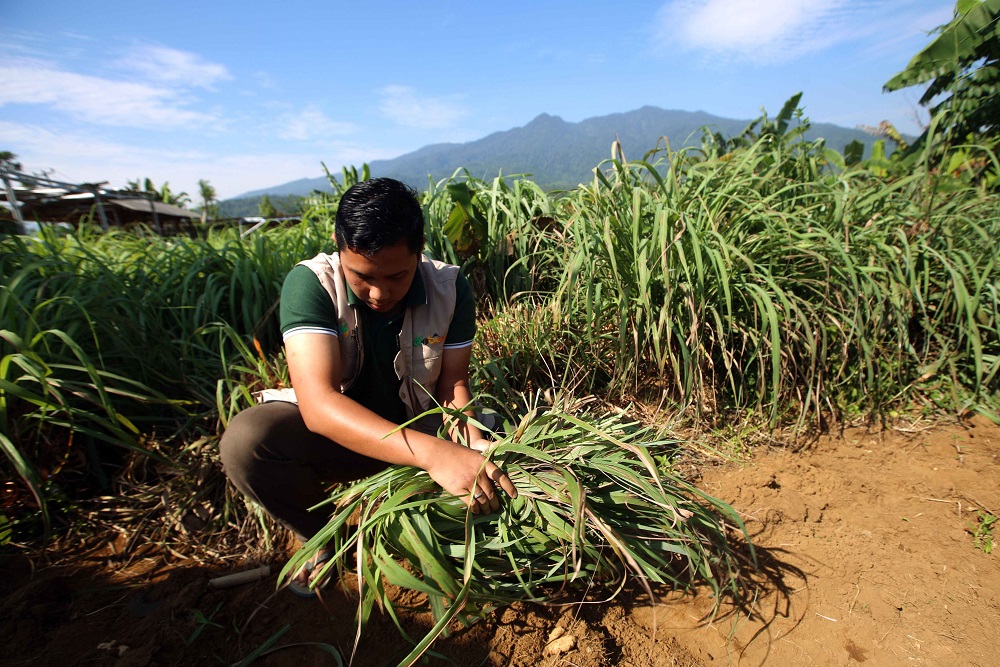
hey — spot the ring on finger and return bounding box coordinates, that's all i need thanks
[474,491,484,500]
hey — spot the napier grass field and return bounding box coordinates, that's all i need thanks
[2,101,999,665]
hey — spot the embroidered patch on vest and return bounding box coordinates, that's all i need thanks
[413,333,445,346]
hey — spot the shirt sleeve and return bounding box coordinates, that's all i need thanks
[444,272,476,349]
[279,265,340,341]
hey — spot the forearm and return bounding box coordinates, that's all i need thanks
[298,387,446,469]
[438,380,486,446]
[300,386,512,510]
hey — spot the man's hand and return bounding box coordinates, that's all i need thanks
[468,438,492,453]
[423,440,517,514]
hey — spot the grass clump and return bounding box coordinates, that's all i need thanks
[969,510,997,554]
[283,404,749,663]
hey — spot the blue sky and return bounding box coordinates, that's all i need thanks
[1,1,954,200]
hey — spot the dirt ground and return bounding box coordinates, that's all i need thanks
[2,417,997,666]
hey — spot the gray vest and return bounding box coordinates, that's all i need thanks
[260,253,460,433]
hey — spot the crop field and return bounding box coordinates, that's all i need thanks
[2,105,999,665]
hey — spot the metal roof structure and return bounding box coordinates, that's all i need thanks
[1,167,198,235]
[109,197,198,218]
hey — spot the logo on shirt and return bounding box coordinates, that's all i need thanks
[338,321,350,336]
[413,333,445,346]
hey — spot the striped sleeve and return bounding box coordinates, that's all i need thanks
[279,265,340,342]
[443,272,476,349]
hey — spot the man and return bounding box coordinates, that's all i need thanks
[220,178,516,596]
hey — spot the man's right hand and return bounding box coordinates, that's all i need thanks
[422,439,517,515]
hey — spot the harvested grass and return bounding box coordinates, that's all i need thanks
[283,404,750,664]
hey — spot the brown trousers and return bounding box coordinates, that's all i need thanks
[218,401,394,540]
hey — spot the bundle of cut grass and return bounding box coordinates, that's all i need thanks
[281,405,751,663]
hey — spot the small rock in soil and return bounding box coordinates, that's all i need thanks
[543,634,576,656]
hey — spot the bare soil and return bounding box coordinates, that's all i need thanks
[3,418,997,666]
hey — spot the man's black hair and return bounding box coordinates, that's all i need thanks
[335,178,424,256]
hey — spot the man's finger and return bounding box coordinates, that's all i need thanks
[470,484,493,516]
[488,465,518,498]
[476,476,501,513]
[478,486,500,516]
[460,486,481,513]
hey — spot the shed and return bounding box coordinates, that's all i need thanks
[1,168,199,235]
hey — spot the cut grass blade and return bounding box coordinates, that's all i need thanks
[288,405,750,659]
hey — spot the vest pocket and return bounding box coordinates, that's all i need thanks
[415,344,442,384]
[409,344,442,411]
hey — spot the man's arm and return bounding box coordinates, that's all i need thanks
[285,333,515,512]
[435,345,516,513]
[435,345,489,450]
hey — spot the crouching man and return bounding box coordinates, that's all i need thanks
[219,178,516,596]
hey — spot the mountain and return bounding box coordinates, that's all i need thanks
[230,106,889,201]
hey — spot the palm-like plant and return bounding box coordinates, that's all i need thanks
[198,179,218,221]
[123,177,191,208]
[884,0,1000,152]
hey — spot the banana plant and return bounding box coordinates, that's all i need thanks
[884,0,1000,167]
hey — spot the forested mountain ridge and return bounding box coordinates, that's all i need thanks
[227,105,893,205]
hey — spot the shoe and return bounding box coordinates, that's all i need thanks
[287,550,334,598]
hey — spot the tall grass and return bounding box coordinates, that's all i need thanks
[1,120,996,603]
[0,223,329,535]
[422,172,565,308]
[544,138,999,425]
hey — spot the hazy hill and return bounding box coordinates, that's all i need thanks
[228,105,887,205]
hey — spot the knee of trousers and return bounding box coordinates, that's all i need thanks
[218,404,282,490]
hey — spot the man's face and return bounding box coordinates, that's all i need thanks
[339,243,420,314]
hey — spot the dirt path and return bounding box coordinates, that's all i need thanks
[2,419,997,666]
[660,416,1000,666]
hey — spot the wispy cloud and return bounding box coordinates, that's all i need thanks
[378,85,468,130]
[0,55,221,130]
[655,0,862,64]
[2,120,395,199]
[278,106,357,141]
[253,71,278,90]
[0,120,206,186]
[115,45,232,89]
[859,5,955,60]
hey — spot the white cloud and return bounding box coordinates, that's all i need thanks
[0,56,220,129]
[253,71,278,90]
[656,0,857,63]
[115,45,232,89]
[278,106,357,141]
[58,30,96,42]
[1,120,207,188]
[378,85,468,130]
[1,121,395,200]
